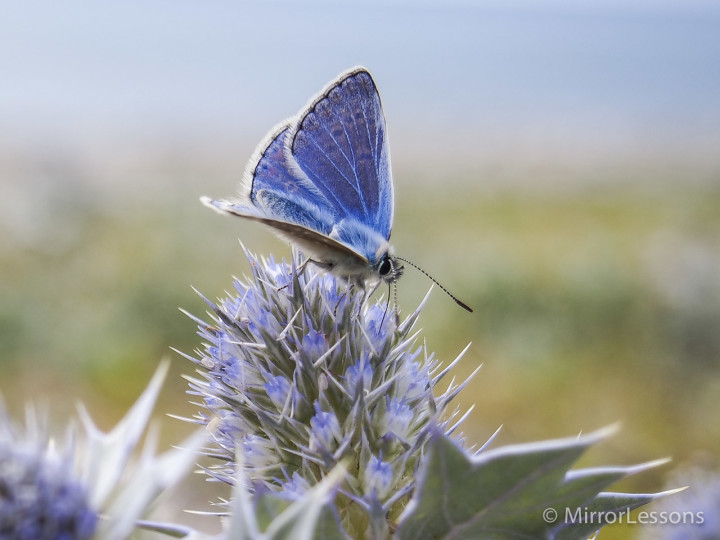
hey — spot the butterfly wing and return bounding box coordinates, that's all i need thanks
[288,68,394,245]
[201,120,372,275]
[202,197,372,271]
[239,122,337,236]
[202,67,394,275]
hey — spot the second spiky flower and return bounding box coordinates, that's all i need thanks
[183,249,473,535]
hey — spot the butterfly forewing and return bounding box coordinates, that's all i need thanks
[289,69,394,242]
[246,124,335,235]
[249,126,325,210]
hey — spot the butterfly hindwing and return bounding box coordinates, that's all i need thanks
[203,200,369,266]
[288,68,394,242]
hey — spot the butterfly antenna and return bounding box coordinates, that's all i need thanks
[395,256,473,312]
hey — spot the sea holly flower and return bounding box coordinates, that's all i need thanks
[0,414,96,540]
[380,398,414,440]
[309,402,343,452]
[0,362,205,540]
[364,454,394,499]
[264,374,292,412]
[179,248,673,539]
[181,248,476,534]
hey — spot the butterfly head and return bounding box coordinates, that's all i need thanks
[375,253,404,284]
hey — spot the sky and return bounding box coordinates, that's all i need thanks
[1,1,719,167]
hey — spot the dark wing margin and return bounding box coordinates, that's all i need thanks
[222,121,336,236]
[288,67,394,240]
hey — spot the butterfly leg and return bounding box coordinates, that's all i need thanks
[347,278,382,323]
[362,279,381,306]
[333,277,363,318]
[378,282,395,328]
[297,257,334,276]
[279,257,335,292]
[334,285,349,316]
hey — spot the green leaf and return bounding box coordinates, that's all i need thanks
[395,427,668,540]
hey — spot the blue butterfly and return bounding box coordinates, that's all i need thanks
[202,67,471,312]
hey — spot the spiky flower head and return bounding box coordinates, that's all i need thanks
[183,248,474,535]
[0,362,205,540]
[0,409,96,540]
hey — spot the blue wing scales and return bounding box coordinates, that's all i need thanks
[244,124,335,235]
[288,69,394,241]
[202,67,394,270]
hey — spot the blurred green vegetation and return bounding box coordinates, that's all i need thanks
[1,160,719,538]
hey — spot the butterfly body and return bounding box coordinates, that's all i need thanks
[202,67,403,289]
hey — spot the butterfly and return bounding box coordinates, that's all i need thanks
[202,66,472,313]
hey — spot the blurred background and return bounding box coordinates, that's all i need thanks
[1,1,719,537]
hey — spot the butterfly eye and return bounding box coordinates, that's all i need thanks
[378,257,393,277]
